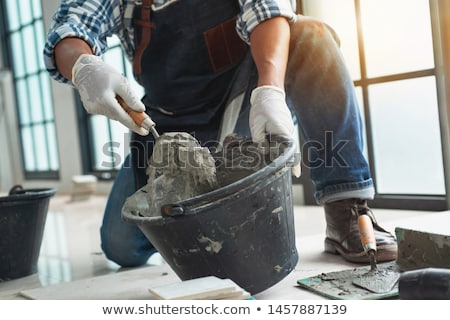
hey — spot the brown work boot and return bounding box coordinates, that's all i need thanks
[324,198,397,263]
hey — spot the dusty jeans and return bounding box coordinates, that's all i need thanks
[286,15,374,204]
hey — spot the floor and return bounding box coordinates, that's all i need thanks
[0,194,448,300]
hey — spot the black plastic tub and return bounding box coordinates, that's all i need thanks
[122,140,298,294]
[0,186,56,280]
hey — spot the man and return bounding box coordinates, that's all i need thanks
[44,0,397,267]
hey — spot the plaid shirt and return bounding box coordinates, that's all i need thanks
[43,0,297,84]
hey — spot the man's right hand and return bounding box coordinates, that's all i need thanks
[72,54,150,136]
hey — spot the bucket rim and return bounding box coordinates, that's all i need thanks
[122,138,296,220]
[163,138,296,206]
[0,186,57,203]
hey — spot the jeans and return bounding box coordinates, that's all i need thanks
[100,155,157,267]
[286,15,374,203]
[100,15,374,267]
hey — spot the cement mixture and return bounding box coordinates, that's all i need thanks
[139,132,285,217]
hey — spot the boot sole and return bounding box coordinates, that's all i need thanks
[324,238,398,263]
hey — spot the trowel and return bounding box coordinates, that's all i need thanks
[352,213,400,294]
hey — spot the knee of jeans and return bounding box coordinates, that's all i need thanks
[100,226,156,267]
[290,15,341,48]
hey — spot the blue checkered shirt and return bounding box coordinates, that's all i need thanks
[43,0,296,84]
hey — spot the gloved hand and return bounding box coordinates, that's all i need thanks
[72,54,151,136]
[250,85,300,177]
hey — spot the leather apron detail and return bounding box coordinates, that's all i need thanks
[132,0,155,82]
[203,17,248,73]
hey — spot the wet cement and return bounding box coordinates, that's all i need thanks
[140,132,284,218]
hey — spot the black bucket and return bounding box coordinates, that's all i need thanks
[0,185,56,280]
[122,140,298,294]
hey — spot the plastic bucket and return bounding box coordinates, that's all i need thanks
[122,140,298,294]
[0,185,56,280]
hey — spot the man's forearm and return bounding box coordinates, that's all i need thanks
[54,38,93,81]
[249,16,290,89]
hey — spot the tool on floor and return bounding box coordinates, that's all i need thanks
[351,213,400,294]
[297,211,400,299]
[116,95,160,139]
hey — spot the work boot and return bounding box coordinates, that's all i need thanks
[324,198,397,263]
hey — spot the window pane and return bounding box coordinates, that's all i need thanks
[21,126,36,171]
[104,47,126,74]
[35,20,46,70]
[354,86,368,161]
[106,35,121,47]
[33,124,49,170]
[110,121,130,170]
[16,79,31,124]
[90,115,114,170]
[19,1,33,25]
[40,73,55,120]
[46,123,60,170]
[124,55,145,98]
[302,0,361,80]
[23,25,39,74]
[369,77,445,195]
[29,74,44,122]
[11,32,25,78]
[361,0,434,77]
[31,0,42,19]
[5,0,20,30]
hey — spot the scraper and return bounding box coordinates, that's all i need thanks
[116,95,160,139]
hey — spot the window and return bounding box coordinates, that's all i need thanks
[1,0,60,179]
[301,0,447,209]
[77,35,144,180]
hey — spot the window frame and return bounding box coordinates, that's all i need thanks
[298,0,449,210]
[0,0,60,180]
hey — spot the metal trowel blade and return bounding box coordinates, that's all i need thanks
[352,269,400,294]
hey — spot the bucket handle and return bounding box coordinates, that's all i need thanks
[8,185,24,195]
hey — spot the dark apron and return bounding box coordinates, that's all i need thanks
[130,0,258,188]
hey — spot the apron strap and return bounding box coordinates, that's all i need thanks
[133,0,155,80]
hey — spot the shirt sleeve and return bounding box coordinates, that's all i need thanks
[237,0,297,44]
[43,0,123,84]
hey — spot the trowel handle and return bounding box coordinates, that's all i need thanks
[116,95,147,127]
[358,214,377,253]
[116,95,160,138]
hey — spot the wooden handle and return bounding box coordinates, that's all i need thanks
[116,95,147,127]
[358,214,377,253]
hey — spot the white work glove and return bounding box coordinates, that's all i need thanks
[72,54,151,136]
[250,85,300,177]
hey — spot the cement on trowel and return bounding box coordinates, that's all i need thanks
[138,132,281,218]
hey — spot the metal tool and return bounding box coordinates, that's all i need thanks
[116,95,159,139]
[352,214,400,294]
